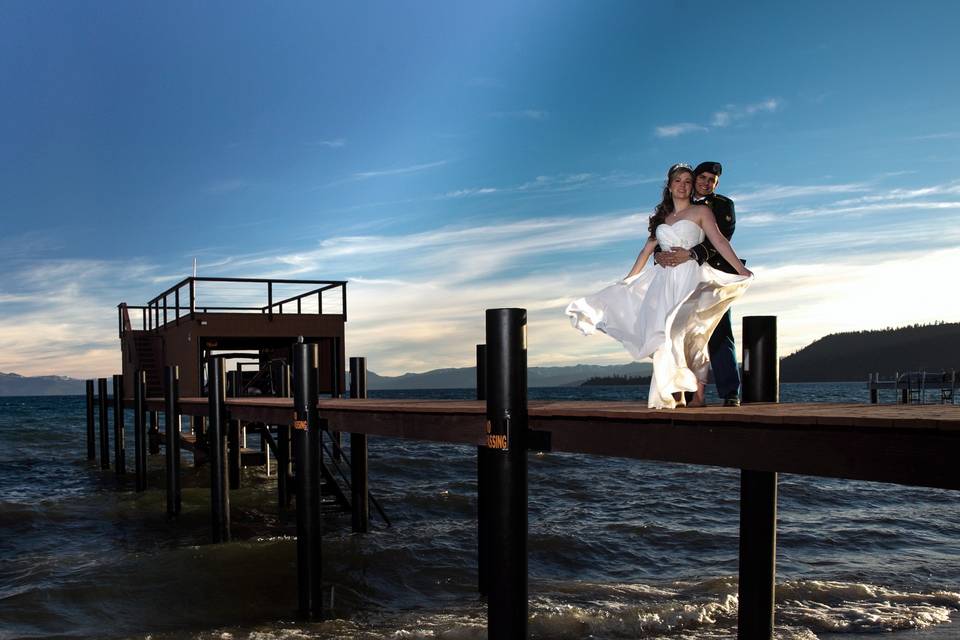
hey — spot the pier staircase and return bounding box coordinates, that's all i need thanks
[130,332,164,397]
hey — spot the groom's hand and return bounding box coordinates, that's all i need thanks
[654,248,693,267]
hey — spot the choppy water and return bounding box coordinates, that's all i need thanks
[1,383,958,639]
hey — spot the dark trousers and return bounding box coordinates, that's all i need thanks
[708,308,740,399]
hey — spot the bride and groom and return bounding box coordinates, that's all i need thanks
[566,161,753,409]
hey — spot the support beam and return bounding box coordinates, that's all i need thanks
[98,378,109,470]
[349,356,369,534]
[293,340,323,619]
[85,380,96,461]
[134,370,147,492]
[227,370,242,490]
[738,316,779,640]
[112,374,126,476]
[164,366,181,516]
[476,343,490,596]
[148,410,160,455]
[207,357,231,543]
[485,309,528,639]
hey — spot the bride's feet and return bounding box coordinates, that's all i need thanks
[687,385,706,408]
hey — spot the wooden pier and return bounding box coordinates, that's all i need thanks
[86,288,960,640]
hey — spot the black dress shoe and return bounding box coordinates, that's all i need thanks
[723,397,741,407]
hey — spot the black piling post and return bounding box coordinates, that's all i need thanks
[476,343,490,596]
[227,370,242,490]
[738,316,779,640]
[148,410,160,455]
[293,340,323,619]
[85,380,96,460]
[277,364,292,510]
[207,357,231,542]
[112,374,126,476]
[869,373,879,404]
[485,309,528,639]
[164,366,181,517]
[134,370,147,492]
[98,378,110,470]
[331,337,342,462]
[349,356,369,534]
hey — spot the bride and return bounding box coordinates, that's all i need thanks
[566,162,753,409]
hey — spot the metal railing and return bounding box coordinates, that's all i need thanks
[117,277,347,337]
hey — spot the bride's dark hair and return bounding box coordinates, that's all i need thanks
[648,163,693,239]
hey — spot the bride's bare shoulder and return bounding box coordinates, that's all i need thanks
[692,204,716,221]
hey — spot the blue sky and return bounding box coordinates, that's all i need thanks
[2,1,959,378]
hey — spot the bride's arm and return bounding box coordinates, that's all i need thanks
[696,207,752,277]
[625,238,658,279]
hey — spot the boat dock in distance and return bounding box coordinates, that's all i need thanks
[85,278,958,640]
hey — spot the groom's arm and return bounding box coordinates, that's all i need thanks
[690,196,736,264]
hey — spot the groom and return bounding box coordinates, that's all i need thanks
[654,161,742,406]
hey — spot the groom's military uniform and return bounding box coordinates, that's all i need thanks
[689,191,738,272]
[688,163,741,405]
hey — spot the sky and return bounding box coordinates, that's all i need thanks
[2,1,959,379]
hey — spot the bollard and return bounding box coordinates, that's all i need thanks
[85,380,96,460]
[112,374,126,476]
[349,356,369,534]
[476,343,490,596]
[869,373,879,404]
[227,370,242,489]
[485,309,528,639]
[134,370,147,491]
[738,316,778,640]
[148,410,160,455]
[98,378,110,470]
[293,340,323,619]
[164,366,182,516]
[207,357,231,542]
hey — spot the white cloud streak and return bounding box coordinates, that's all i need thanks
[655,98,781,137]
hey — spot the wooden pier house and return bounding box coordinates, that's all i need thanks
[117,277,347,400]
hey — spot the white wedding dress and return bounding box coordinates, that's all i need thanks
[566,219,752,408]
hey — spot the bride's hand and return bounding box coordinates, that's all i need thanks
[739,267,754,278]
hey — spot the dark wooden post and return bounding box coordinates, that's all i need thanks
[85,380,96,460]
[112,374,126,476]
[331,337,342,462]
[227,370,242,490]
[134,370,147,492]
[208,357,231,542]
[293,340,323,619]
[98,378,110,470]
[349,356,369,533]
[869,373,879,404]
[148,410,160,454]
[277,363,292,510]
[476,343,490,596]
[164,365,181,516]
[738,316,779,640]
[192,416,206,468]
[485,309,528,639]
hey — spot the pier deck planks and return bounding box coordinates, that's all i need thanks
[141,398,960,490]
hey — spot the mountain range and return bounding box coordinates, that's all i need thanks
[2,322,957,395]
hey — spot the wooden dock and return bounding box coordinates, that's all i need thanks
[91,303,960,639]
[154,397,960,490]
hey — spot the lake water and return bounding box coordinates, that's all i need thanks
[1,382,958,639]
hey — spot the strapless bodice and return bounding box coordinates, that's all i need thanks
[655,219,704,250]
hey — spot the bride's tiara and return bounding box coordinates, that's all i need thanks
[669,162,692,173]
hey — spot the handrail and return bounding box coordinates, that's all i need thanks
[118,276,348,337]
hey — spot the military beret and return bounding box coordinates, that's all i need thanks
[694,161,722,177]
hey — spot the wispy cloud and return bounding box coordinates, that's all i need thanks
[353,160,448,180]
[313,160,449,190]
[490,109,549,120]
[906,132,960,141]
[439,171,659,199]
[654,123,708,138]
[304,138,347,148]
[710,98,780,127]
[654,98,781,137]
